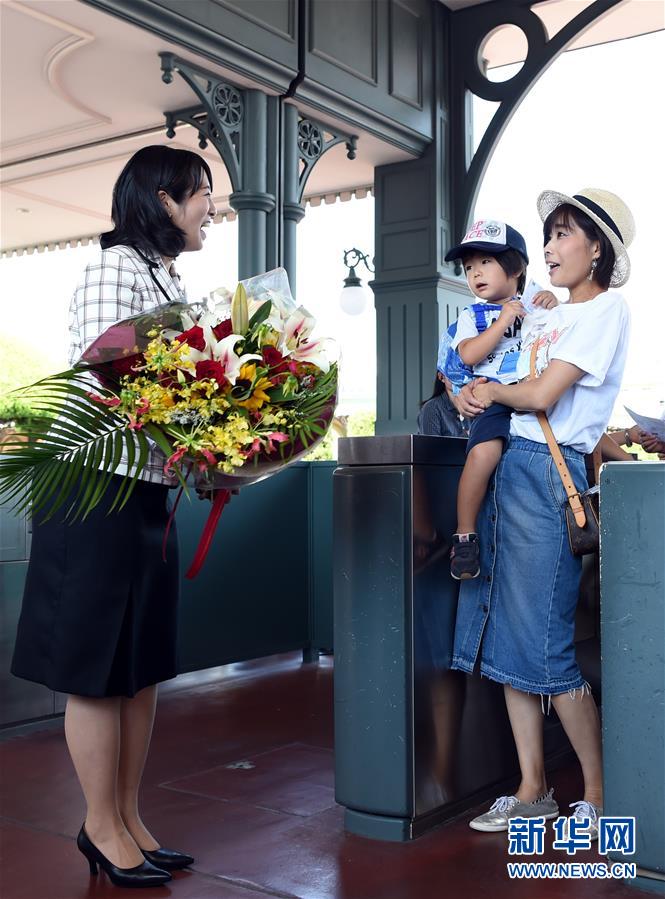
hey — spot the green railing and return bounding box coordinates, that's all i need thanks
[0,461,336,727]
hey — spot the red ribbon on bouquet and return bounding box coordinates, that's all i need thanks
[161,480,231,579]
[185,489,230,579]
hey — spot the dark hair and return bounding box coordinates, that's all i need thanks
[542,204,615,290]
[420,376,446,407]
[100,145,213,258]
[460,247,527,294]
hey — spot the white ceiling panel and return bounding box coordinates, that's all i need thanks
[0,0,409,252]
[1,0,661,252]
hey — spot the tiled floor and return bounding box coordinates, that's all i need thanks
[0,654,654,899]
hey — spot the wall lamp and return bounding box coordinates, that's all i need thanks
[339,248,374,315]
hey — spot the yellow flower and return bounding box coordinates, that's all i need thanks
[261,410,288,427]
[235,364,273,412]
[116,379,178,424]
[196,413,257,473]
[238,363,257,382]
[238,377,273,411]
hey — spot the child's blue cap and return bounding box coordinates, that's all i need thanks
[444,220,529,265]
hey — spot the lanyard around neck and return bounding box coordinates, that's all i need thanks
[132,246,178,305]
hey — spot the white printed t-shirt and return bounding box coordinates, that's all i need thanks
[511,291,630,454]
[451,305,523,384]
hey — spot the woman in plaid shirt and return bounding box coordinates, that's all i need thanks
[11,145,216,887]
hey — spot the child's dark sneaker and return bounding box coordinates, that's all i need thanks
[450,533,480,580]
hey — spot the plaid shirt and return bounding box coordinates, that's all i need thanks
[68,245,187,486]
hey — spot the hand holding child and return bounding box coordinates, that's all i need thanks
[453,379,487,418]
[470,379,495,410]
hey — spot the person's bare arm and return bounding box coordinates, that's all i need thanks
[457,300,525,366]
[472,359,583,412]
[597,432,634,461]
[607,425,641,448]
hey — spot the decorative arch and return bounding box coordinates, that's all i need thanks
[448,0,623,245]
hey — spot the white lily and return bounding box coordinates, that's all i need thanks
[288,336,333,373]
[176,344,207,375]
[281,306,332,372]
[248,297,284,335]
[197,309,223,332]
[231,282,249,335]
[212,333,261,385]
[179,310,198,330]
[283,306,316,350]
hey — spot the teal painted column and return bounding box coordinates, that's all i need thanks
[230,90,277,279]
[373,139,454,435]
[372,5,457,435]
[600,462,665,893]
[283,102,305,297]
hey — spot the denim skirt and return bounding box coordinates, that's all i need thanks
[451,436,588,695]
[11,475,179,698]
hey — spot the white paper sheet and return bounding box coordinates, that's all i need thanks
[519,279,546,314]
[624,406,665,440]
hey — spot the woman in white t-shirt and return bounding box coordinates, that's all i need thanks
[450,189,635,838]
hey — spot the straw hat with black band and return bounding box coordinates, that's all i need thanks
[536,188,635,288]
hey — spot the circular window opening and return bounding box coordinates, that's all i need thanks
[479,25,528,83]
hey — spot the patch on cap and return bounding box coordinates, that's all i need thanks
[461,220,507,246]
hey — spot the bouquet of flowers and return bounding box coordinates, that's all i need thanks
[0,268,337,576]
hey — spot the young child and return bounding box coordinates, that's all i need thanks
[443,220,556,579]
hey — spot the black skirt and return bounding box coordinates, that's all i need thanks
[11,476,179,698]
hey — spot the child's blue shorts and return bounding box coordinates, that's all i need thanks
[466,402,513,454]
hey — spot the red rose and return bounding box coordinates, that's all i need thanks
[175,326,206,351]
[213,319,233,340]
[195,360,228,389]
[262,346,289,373]
[110,353,144,376]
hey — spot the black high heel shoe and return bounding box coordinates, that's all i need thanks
[142,847,195,870]
[77,826,171,888]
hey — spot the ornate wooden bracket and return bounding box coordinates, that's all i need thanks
[296,116,358,203]
[160,52,243,191]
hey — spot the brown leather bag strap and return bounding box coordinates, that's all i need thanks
[529,342,587,528]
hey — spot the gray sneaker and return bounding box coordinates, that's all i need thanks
[469,788,559,832]
[560,800,603,842]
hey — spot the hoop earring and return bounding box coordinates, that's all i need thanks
[588,259,598,281]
